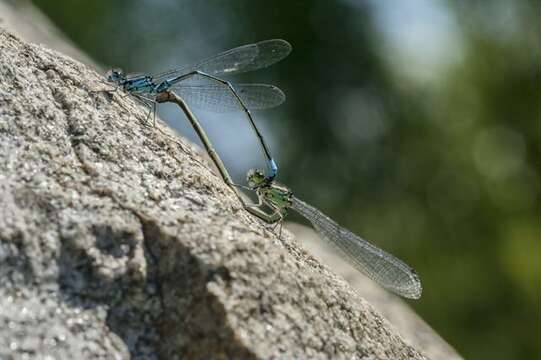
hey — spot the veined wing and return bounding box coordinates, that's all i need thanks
[173,83,285,112]
[153,39,291,81]
[290,196,422,299]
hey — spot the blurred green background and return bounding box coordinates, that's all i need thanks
[25,0,541,358]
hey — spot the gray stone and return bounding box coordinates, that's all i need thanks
[0,28,442,359]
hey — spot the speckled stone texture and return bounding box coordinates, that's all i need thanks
[0,29,430,359]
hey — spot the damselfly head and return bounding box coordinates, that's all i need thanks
[106,69,124,83]
[247,168,267,188]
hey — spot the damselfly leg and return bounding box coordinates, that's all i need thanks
[130,94,157,126]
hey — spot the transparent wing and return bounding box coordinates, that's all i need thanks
[173,83,285,112]
[153,39,292,81]
[291,197,422,299]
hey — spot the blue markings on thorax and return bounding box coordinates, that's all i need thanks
[123,75,156,93]
[119,75,177,95]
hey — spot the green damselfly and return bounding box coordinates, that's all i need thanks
[244,169,422,299]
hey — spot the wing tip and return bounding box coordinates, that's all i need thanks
[399,271,423,299]
[258,39,293,56]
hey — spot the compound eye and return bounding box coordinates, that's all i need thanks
[246,168,266,187]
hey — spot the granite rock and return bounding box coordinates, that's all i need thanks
[0,29,432,359]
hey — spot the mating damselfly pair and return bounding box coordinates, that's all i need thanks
[106,39,422,299]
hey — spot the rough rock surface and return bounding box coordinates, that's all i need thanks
[0,30,433,359]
